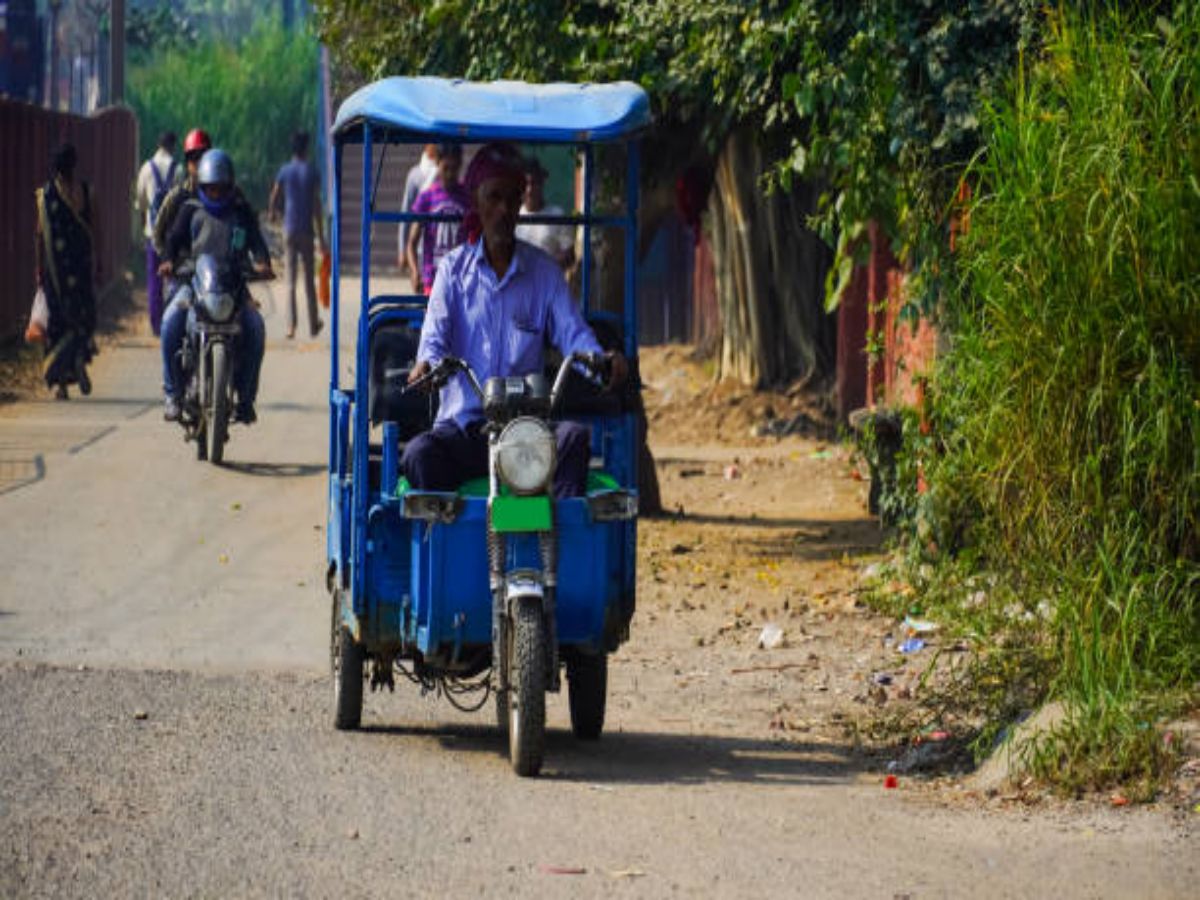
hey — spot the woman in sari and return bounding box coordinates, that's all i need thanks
[34,143,101,399]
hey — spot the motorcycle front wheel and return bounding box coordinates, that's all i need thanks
[507,598,546,777]
[206,341,230,465]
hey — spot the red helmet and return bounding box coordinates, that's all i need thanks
[184,128,212,155]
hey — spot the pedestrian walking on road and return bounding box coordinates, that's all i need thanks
[405,143,469,296]
[135,131,182,336]
[399,143,438,273]
[268,131,326,339]
[516,156,575,270]
[34,143,101,400]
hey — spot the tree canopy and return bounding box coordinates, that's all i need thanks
[314,0,1037,311]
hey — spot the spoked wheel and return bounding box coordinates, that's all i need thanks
[506,598,546,777]
[206,342,230,465]
[330,589,363,730]
[567,652,608,740]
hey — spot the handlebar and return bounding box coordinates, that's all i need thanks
[401,352,613,411]
[401,357,484,400]
[550,352,608,412]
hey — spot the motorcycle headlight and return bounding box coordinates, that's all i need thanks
[495,417,555,495]
[203,291,235,322]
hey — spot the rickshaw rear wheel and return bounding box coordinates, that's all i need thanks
[508,599,546,776]
[494,688,508,735]
[567,653,607,740]
[331,590,364,730]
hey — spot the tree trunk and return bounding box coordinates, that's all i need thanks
[708,128,835,387]
[577,150,665,515]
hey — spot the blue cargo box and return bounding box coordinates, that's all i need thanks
[365,494,632,656]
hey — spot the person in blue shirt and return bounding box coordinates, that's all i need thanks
[402,142,628,498]
[268,131,326,339]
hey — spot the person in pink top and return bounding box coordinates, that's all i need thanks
[405,143,470,295]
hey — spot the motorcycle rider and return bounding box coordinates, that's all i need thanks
[158,149,271,424]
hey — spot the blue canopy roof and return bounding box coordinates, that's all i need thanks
[332,77,651,142]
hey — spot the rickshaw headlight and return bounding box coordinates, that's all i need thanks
[495,418,555,495]
[202,291,235,322]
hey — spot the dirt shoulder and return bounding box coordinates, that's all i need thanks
[635,348,907,764]
[1,277,148,405]
[634,345,1199,816]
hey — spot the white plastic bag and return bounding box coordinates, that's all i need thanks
[25,287,49,344]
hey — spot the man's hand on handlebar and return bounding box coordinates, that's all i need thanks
[157,260,174,277]
[407,359,435,393]
[605,351,629,391]
[408,360,432,384]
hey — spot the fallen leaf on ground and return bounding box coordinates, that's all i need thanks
[539,864,587,875]
[608,869,647,879]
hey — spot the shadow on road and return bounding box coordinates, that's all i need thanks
[359,721,867,786]
[653,512,882,562]
[12,395,159,409]
[221,461,325,478]
[258,401,328,414]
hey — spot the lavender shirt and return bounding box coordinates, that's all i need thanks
[417,240,603,429]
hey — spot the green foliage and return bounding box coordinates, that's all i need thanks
[313,1,1035,312]
[128,3,200,60]
[908,1,1200,794]
[312,1,789,162]
[775,1,1038,311]
[127,16,319,211]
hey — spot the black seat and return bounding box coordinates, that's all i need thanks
[368,322,438,439]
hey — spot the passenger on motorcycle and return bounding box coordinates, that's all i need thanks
[402,141,628,498]
[152,128,213,258]
[158,149,271,424]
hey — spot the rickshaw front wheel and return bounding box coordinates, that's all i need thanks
[331,590,364,730]
[567,653,607,740]
[507,599,546,777]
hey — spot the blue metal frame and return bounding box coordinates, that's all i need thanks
[328,79,647,659]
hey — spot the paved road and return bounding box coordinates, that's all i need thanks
[0,279,331,672]
[0,281,1195,898]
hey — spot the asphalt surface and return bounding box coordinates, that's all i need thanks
[0,279,1195,898]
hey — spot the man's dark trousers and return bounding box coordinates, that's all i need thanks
[401,420,590,498]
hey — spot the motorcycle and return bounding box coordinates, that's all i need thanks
[174,253,258,464]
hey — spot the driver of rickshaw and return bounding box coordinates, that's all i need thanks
[403,142,628,498]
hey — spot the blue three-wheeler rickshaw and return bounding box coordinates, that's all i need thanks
[325,77,649,775]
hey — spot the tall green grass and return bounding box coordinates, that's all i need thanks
[928,2,1200,793]
[127,18,319,210]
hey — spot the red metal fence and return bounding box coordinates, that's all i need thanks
[0,98,138,342]
[836,221,937,421]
